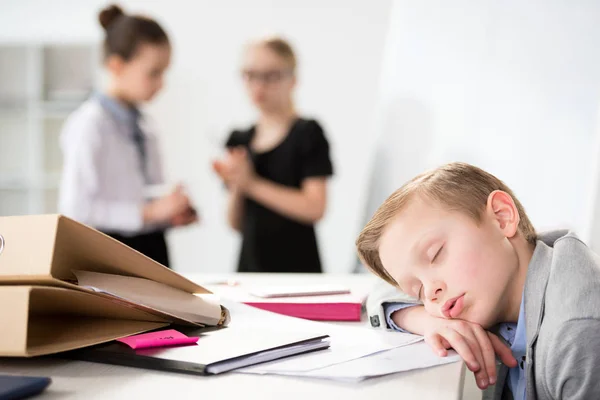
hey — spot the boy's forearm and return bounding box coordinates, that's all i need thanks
[391,305,433,335]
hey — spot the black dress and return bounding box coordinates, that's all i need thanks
[225,118,334,273]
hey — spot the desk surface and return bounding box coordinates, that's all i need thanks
[0,273,478,400]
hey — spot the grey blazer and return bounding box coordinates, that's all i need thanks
[484,230,600,400]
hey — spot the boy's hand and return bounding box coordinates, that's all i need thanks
[423,318,517,390]
[392,306,517,390]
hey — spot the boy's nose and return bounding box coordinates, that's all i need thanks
[425,281,445,302]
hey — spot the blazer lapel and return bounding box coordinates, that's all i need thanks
[524,241,553,399]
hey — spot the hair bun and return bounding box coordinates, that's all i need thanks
[99,4,125,30]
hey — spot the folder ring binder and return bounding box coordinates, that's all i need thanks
[0,234,4,255]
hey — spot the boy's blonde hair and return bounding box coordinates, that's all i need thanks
[356,162,537,287]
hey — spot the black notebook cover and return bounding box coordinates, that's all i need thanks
[63,324,330,375]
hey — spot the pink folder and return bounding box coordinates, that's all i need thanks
[117,329,199,349]
[208,285,365,321]
[243,297,363,321]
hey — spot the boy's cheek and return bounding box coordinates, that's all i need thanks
[449,252,483,283]
[453,242,504,282]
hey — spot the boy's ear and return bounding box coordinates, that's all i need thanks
[486,190,520,238]
[106,54,126,75]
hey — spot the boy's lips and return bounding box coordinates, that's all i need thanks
[441,294,466,318]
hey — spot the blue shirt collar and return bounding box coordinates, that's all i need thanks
[497,293,527,400]
[95,92,141,124]
[512,294,527,357]
[498,293,527,356]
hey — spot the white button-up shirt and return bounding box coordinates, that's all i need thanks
[58,93,165,235]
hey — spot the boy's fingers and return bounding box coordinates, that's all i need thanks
[452,327,490,390]
[439,328,480,372]
[473,326,497,385]
[424,333,448,357]
[489,332,518,368]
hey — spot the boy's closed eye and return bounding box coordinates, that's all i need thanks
[415,245,444,300]
[430,244,444,263]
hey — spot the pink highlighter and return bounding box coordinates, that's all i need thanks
[117,329,199,350]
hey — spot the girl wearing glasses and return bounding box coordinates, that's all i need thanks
[213,36,334,273]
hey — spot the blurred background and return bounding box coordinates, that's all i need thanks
[1,0,600,273]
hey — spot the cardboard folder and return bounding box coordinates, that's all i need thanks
[0,285,169,357]
[0,214,228,357]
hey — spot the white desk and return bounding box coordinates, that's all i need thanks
[0,273,480,399]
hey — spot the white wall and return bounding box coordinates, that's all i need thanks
[363,0,600,248]
[0,0,392,272]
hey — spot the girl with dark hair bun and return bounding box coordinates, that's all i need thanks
[58,4,197,268]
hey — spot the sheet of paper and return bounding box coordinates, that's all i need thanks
[74,270,222,326]
[223,300,423,372]
[239,341,461,381]
[205,284,365,305]
[117,329,199,349]
[249,284,350,298]
[238,329,422,373]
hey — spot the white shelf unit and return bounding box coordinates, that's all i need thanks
[0,43,100,216]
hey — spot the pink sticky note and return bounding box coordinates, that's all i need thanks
[117,329,199,349]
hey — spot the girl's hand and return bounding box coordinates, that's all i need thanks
[171,206,199,226]
[227,148,257,192]
[143,184,191,224]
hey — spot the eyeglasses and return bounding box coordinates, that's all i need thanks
[241,69,293,84]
